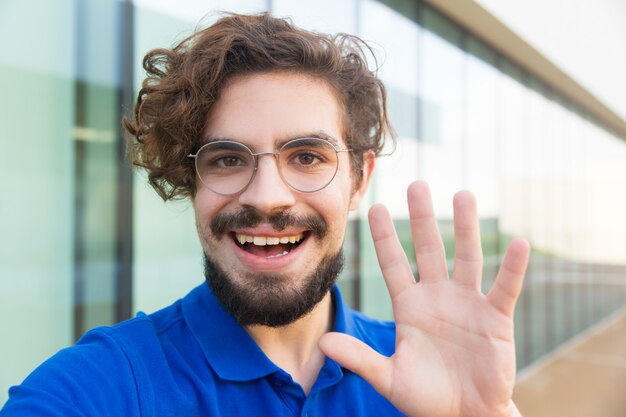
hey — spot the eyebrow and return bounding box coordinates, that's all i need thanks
[200,131,342,149]
[279,131,341,148]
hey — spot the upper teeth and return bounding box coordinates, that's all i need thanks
[235,233,304,246]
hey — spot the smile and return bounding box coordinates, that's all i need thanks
[232,232,307,259]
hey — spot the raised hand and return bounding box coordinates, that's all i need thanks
[319,181,529,417]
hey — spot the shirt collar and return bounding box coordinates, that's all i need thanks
[182,283,357,382]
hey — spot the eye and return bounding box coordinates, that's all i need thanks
[216,155,246,168]
[280,138,336,171]
[292,152,321,166]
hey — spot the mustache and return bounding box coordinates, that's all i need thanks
[210,206,328,240]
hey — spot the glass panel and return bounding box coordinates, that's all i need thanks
[0,0,75,404]
[74,0,121,334]
[465,37,499,293]
[418,6,464,224]
[576,115,595,330]
[357,0,423,320]
[585,121,626,319]
[526,80,552,362]
[416,6,465,295]
[272,0,357,33]
[560,101,581,343]
[498,60,533,368]
[545,95,570,349]
[133,0,267,23]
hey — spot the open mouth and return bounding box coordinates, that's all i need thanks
[232,232,308,259]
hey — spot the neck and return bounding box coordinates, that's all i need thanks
[245,290,335,395]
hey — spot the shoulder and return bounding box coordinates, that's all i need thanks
[2,325,143,416]
[66,296,187,363]
[103,297,186,345]
[1,299,189,416]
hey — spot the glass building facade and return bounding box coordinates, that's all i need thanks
[2,0,625,403]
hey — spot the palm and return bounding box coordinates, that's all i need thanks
[388,281,516,416]
[320,181,529,417]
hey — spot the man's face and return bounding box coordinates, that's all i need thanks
[193,72,371,327]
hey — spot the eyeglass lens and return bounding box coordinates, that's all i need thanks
[194,138,340,195]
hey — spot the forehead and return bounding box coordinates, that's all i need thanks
[203,72,345,149]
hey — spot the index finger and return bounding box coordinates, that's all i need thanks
[369,204,415,298]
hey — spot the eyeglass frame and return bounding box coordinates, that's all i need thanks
[187,137,354,196]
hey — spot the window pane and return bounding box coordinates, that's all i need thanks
[272,0,357,33]
[0,0,75,404]
[356,0,423,320]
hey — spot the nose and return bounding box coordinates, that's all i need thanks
[238,154,296,213]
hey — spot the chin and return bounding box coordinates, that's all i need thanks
[202,249,344,327]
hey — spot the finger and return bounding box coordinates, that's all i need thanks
[319,332,392,399]
[369,204,415,298]
[487,238,530,317]
[408,181,448,283]
[451,190,483,290]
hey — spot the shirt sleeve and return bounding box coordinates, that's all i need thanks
[0,328,140,417]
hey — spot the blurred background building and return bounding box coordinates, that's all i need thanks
[1,0,625,412]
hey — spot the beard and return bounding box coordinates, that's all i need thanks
[201,206,345,328]
[203,250,344,327]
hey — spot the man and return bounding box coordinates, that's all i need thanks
[1,13,529,417]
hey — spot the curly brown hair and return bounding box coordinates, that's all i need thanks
[123,12,394,201]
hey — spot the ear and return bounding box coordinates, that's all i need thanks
[349,151,375,211]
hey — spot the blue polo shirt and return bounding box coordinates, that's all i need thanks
[2,283,403,416]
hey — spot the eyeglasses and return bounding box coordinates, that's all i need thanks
[187,137,353,195]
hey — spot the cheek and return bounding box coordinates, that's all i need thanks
[192,193,227,234]
[313,191,352,239]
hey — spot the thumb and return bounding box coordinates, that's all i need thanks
[319,332,392,398]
